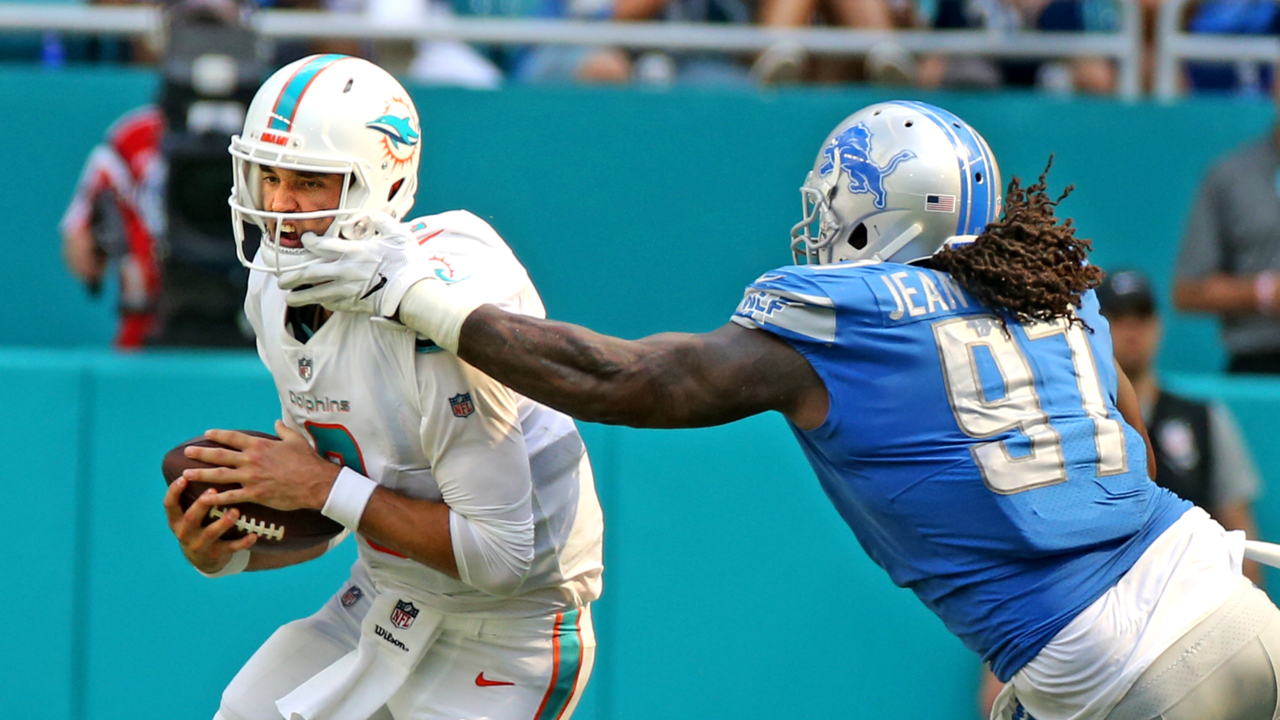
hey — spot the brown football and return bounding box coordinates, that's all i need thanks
[161,430,343,554]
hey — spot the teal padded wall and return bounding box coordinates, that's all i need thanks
[2,66,1275,373]
[0,351,84,720]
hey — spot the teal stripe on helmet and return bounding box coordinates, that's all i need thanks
[269,54,347,131]
[536,608,583,720]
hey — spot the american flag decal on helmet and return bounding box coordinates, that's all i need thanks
[925,194,956,213]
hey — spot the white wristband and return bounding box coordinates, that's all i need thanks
[397,278,484,353]
[322,467,378,531]
[198,549,250,578]
[1257,272,1277,314]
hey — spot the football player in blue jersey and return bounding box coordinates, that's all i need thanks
[280,100,1280,720]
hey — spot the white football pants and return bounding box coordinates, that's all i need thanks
[1104,577,1280,720]
[214,564,595,720]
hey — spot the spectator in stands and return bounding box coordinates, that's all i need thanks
[1174,79,1280,373]
[328,0,506,87]
[915,0,1118,93]
[514,0,759,85]
[265,0,369,65]
[977,268,1267,717]
[607,0,757,85]
[751,0,908,85]
[1183,0,1279,94]
[508,0,634,84]
[0,0,159,66]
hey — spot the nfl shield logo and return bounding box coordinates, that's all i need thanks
[298,357,313,380]
[340,585,363,608]
[449,393,475,418]
[391,599,419,629]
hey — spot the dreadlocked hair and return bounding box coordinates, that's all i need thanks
[919,156,1102,329]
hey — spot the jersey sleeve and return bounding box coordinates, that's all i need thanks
[413,349,535,596]
[730,266,839,345]
[406,211,546,320]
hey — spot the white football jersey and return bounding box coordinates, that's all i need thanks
[244,210,604,618]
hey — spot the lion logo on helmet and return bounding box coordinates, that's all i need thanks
[820,123,915,210]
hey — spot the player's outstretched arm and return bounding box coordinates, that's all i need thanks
[455,305,829,430]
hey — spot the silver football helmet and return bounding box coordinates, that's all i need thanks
[229,54,422,273]
[791,100,1002,266]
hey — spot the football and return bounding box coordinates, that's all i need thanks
[161,430,344,554]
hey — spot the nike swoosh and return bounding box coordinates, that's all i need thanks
[475,672,515,687]
[360,275,388,300]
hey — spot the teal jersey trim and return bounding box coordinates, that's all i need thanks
[536,608,583,720]
[270,54,347,131]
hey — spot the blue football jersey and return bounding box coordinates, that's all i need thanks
[731,261,1190,681]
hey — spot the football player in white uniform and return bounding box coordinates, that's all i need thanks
[162,54,604,720]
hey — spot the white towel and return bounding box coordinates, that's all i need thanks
[277,590,444,720]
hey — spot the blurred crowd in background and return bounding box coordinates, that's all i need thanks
[3,0,1279,94]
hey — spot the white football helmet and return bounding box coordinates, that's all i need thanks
[229,54,422,273]
[791,100,1002,266]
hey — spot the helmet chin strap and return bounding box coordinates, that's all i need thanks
[869,223,924,263]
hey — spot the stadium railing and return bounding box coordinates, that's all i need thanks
[1155,0,1280,100]
[0,2,1145,98]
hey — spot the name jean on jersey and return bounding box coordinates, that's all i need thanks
[878,269,970,321]
[289,390,351,414]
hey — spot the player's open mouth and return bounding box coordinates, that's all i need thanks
[279,224,303,249]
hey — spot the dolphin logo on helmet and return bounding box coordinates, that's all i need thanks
[365,114,420,150]
[819,123,916,210]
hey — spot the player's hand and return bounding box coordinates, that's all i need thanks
[181,421,342,512]
[278,214,432,318]
[163,476,257,574]
[63,225,105,285]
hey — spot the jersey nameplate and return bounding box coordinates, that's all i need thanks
[871,268,971,325]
